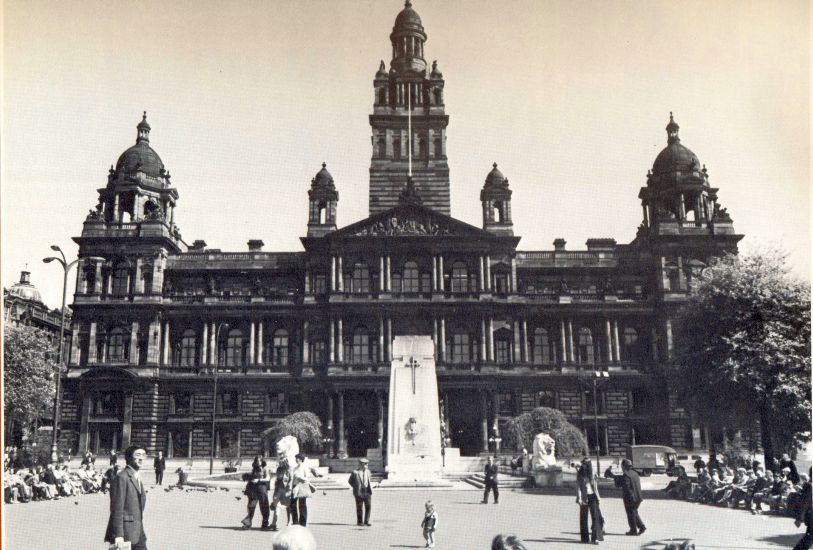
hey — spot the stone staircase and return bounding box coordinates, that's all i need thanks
[463,472,529,489]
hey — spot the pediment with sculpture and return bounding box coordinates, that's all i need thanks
[332,204,491,239]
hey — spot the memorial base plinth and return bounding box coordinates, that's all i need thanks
[533,467,563,487]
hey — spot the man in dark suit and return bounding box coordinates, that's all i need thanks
[482,455,499,504]
[349,458,373,526]
[105,445,148,550]
[606,458,646,536]
[153,451,165,486]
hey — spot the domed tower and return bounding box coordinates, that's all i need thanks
[307,163,339,237]
[637,113,741,295]
[369,1,450,215]
[480,163,513,236]
[71,113,183,370]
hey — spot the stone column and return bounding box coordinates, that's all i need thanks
[605,319,613,364]
[379,256,385,291]
[612,320,621,362]
[678,193,686,220]
[135,257,144,294]
[130,322,139,365]
[88,322,98,364]
[479,256,485,292]
[69,323,81,365]
[480,319,487,363]
[567,320,575,363]
[560,320,567,364]
[113,194,120,222]
[521,320,529,363]
[436,317,445,363]
[94,261,103,295]
[162,320,171,366]
[378,316,385,362]
[432,256,438,291]
[337,256,344,292]
[493,393,501,452]
[121,394,134,448]
[337,318,344,363]
[438,255,444,291]
[77,396,92,453]
[433,319,439,361]
[485,256,492,291]
[248,321,256,365]
[481,391,489,452]
[337,391,347,458]
[386,256,392,292]
[209,321,216,366]
[201,323,209,366]
[376,391,384,449]
[329,318,335,364]
[302,321,309,365]
[326,393,335,457]
[513,320,521,364]
[257,321,264,365]
[510,257,517,293]
[488,317,495,362]
[387,317,393,361]
[331,256,337,291]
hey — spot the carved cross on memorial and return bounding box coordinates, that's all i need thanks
[406,356,421,394]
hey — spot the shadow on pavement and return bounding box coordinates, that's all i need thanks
[758,533,805,547]
[525,537,584,545]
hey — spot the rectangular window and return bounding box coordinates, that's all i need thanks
[220,391,240,416]
[420,273,432,293]
[310,340,325,364]
[495,339,511,364]
[266,392,286,415]
[535,390,557,409]
[314,275,326,294]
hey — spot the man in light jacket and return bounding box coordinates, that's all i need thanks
[348,458,373,526]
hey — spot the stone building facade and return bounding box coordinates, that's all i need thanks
[59,2,742,465]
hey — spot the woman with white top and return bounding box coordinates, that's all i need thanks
[289,453,322,526]
[576,456,604,544]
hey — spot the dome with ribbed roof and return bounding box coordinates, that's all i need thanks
[394,1,423,31]
[7,271,42,303]
[650,113,705,186]
[311,162,335,189]
[114,112,165,178]
[484,163,507,187]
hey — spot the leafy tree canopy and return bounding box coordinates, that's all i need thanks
[3,324,57,436]
[263,411,323,450]
[503,406,588,458]
[668,249,811,462]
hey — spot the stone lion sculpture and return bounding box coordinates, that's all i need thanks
[531,433,557,470]
[276,435,300,464]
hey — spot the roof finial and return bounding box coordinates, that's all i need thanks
[322,162,326,168]
[143,111,147,120]
[405,0,412,7]
[666,111,680,145]
[493,162,498,169]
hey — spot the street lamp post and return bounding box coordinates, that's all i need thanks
[43,245,79,464]
[209,322,230,475]
[581,370,610,473]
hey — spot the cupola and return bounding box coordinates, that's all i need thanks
[480,163,513,235]
[307,162,339,237]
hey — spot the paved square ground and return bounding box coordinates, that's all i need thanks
[4,485,806,549]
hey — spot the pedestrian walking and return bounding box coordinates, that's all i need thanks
[349,457,373,526]
[104,446,148,550]
[482,455,499,504]
[605,459,646,536]
[421,500,438,548]
[153,451,165,486]
[271,458,292,531]
[241,459,263,529]
[289,453,321,526]
[576,457,604,544]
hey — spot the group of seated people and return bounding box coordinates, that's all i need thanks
[664,452,810,517]
[4,461,121,503]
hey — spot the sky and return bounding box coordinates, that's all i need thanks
[2,0,810,309]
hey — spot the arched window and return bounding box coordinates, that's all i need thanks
[225,329,244,368]
[83,265,96,294]
[112,263,130,296]
[451,262,468,293]
[350,327,370,364]
[448,331,471,364]
[180,329,197,367]
[622,327,638,361]
[577,328,594,364]
[402,262,419,293]
[108,328,127,363]
[532,328,551,365]
[352,263,370,293]
[273,329,289,366]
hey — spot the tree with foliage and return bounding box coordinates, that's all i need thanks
[263,411,323,451]
[3,325,57,446]
[668,250,811,466]
[503,406,588,458]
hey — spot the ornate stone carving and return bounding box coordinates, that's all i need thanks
[353,215,452,237]
[712,203,732,222]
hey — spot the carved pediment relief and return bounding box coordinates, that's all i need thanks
[353,213,453,237]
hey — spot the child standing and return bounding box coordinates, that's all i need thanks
[421,500,438,548]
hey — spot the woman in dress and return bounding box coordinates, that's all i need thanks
[576,457,604,544]
[289,453,322,526]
